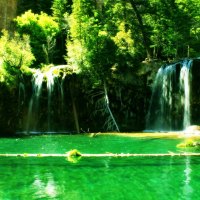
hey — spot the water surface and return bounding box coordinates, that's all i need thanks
[0,134,199,200]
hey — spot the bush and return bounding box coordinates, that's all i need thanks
[0,30,35,85]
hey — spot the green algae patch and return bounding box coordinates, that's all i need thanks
[176,138,200,148]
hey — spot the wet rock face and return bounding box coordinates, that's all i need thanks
[190,59,200,125]
[0,85,18,136]
[2,58,200,135]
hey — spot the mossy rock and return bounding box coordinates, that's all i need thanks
[67,149,82,157]
[177,139,200,148]
[66,149,82,163]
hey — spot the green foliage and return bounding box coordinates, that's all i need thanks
[66,0,137,132]
[66,0,100,77]
[0,30,35,85]
[51,0,71,64]
[52,0,69,29]
[15,10,59,65]
[16,0,200,66]
[146,0,199,58]
[112,22,135,56]
[66,0,138,84]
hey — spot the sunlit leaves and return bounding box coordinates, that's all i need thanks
[16,10,59,39]
[66,0,138,84]
[66,0,100,72]
[0,30,35,85]
[112,22,135,56]
[67,39,87,71]
[15,10,59,64]
[37,13,59,37]
[145,0,200,58]
[52,0,69,30]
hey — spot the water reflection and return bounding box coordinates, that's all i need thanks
[0,156,200,199]
[32,173,57,199]
[183,156,193,200]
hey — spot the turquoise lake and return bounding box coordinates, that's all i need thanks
[0,134,199,200]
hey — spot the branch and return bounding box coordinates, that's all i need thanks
[128,0,152,58]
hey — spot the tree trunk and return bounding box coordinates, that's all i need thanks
[0,152,200,157]
[103,82,120,132]
[70,79,80,133]
[129,0,152,59]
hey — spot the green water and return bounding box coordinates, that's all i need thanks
[0,134,199,200]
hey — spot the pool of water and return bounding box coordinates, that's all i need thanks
[0,134,199,199]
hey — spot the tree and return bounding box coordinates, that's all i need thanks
[0,30,35,86]
[51,0,72,63]
[66,0,122,131]
[145,0,197,59]
[128,0,152,59]
[15,10,59,65]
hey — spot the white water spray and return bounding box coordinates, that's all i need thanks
[146,60,192,131]
[180,60,192,129]
[26,70,44,133]
[26,67,60,133]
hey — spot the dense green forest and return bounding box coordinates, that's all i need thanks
[0,0,200,134]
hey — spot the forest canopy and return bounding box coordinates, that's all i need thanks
[0,0,200,79]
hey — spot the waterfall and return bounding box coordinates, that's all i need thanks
[180,60,192,129]
[46,69,55,131]
[146,60,192,131]
[26,68,57,133]
[25,65,72,133]
[26,70,44,133]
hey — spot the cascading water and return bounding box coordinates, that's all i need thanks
[146,59,192,131]
[46,69,55,131]
[180,60,192,129]
[26,70,44,133]
[26,66,66,133]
